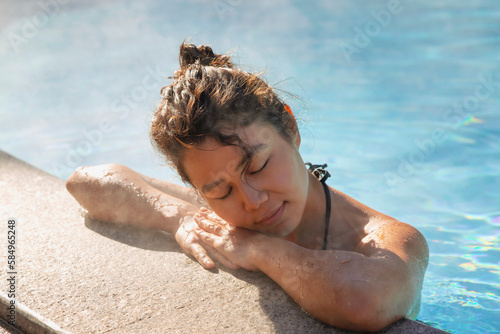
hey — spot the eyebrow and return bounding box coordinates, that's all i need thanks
[201,143,267,194]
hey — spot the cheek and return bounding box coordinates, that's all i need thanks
[271,168,294,190]
[205,201,241,225]
[270,153,306,194]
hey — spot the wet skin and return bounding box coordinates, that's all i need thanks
[183,123,314,242]
[66,123,429,331]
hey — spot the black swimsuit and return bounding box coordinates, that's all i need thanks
[305,163,331,250]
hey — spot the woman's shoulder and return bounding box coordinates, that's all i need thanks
[328,186,428,263]
[359,218,429,267]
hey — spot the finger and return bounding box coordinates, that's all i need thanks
[195,214,225,235]
[199,209,226,225]
[194,226,217,243]
[199,207,211,213]
[194,228,239,269]
[190,239,237,270]
[205,248,239,270]
[190,243,215,269]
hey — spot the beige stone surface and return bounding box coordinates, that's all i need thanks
[0,150,445,334]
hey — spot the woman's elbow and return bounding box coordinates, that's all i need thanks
[65,165,115,210]
[352,301,403,332]
[66,164,121,196]
[332,285,404,332]
[66,166,87,196]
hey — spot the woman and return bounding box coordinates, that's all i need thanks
[66,42,429,331]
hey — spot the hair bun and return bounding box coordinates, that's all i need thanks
[179,42,233,69]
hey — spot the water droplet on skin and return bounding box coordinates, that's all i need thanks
[78,207,88,218]
[103,170,114,177]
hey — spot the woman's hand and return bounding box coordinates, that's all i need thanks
[174,214,218,269]
[193,208,264,271]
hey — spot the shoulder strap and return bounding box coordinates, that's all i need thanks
[305,162,332,250]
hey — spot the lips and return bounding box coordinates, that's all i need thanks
[256,202,285,227]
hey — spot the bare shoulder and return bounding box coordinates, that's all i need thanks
[327,188,428,260]
[328,187,429,265]
[328,189,429,322]
[358,218,429,270]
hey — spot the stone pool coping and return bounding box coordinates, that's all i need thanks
[0,150,447,334]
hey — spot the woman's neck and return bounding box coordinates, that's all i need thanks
[285,172,328,249]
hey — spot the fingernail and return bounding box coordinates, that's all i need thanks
[200,207,209,212]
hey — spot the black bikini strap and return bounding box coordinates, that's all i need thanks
[321,181,331,250]
[305,163,332,250]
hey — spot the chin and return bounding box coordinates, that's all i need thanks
[270,219,299,239]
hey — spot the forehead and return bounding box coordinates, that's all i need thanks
[220,122,277,145]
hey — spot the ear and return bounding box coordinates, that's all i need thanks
[289,113,301,148]
[284,104,300,147]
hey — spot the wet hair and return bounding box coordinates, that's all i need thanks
[150,41,296,185]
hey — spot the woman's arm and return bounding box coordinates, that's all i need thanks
[133,169,204,208]
[66,164,194,232]
[194,211,428,331]
[65,164,218,268]
[251,223,427,331]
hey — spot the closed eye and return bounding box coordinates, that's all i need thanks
[216,159,268,200]
[216,187,232,200]
[250,159,269,175]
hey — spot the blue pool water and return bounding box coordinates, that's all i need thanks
[1,1,499,332]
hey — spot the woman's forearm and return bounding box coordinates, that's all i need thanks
[134,170,204,208]
[65,164,198,234]
[249,237,407,331]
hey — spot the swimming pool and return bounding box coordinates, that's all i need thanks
[1,0,499,332]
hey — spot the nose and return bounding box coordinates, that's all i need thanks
[239,182,268,211]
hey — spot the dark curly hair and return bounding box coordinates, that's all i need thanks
[150,41,296,185]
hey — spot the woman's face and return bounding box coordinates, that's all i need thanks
[182,123,310,237]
